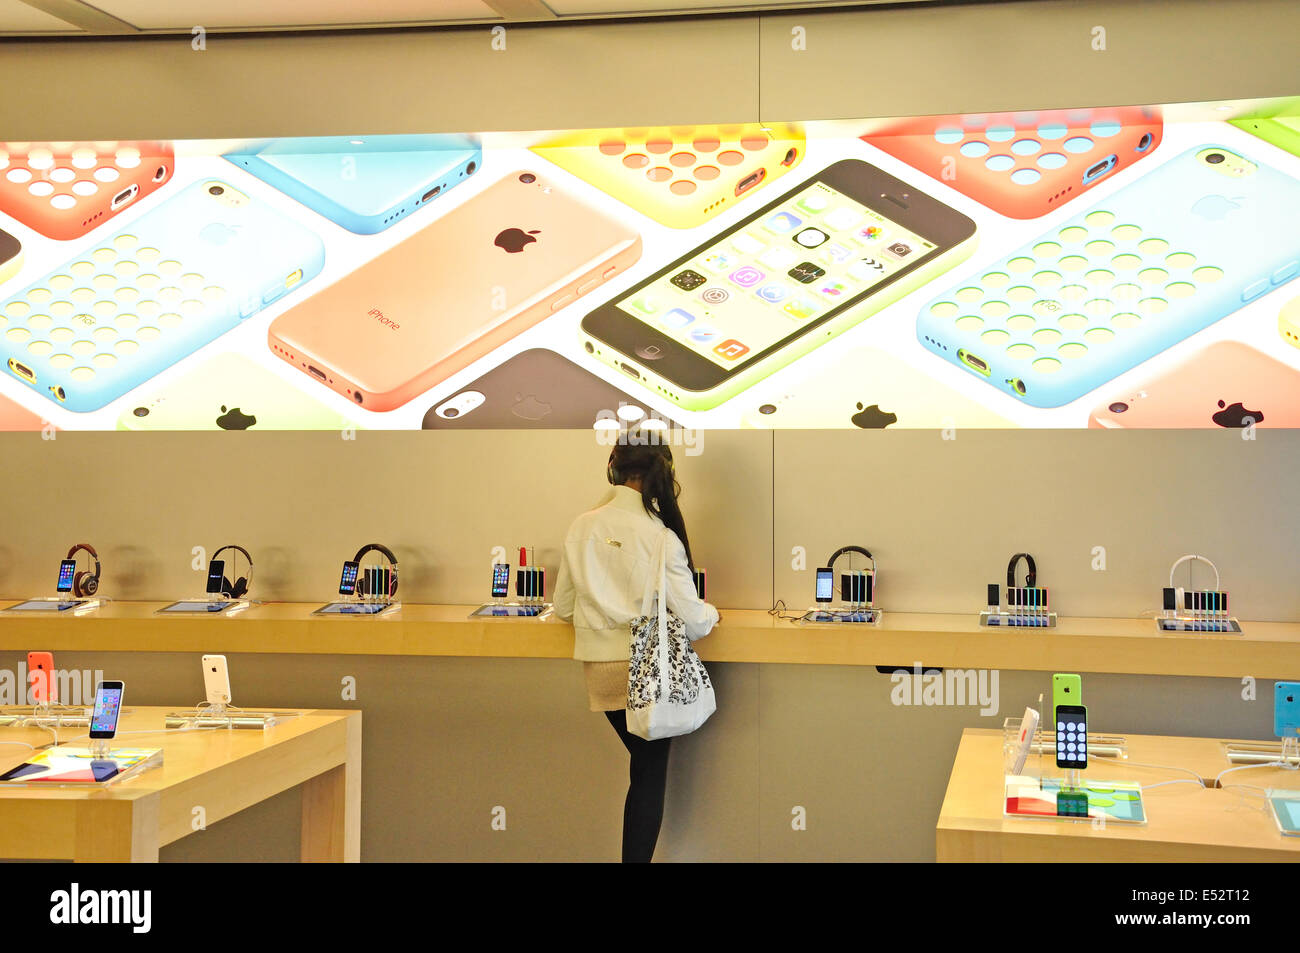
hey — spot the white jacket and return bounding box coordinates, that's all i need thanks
[554,485,719,662]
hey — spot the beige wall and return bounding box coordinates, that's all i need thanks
[2,0,1300,140]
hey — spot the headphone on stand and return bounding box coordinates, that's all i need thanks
[354,543,399,598]
[212,545,254,599]
[1007,552,1037,589]
[67,543,101,597]
[826,545,875,601]
[1168,553,1220,591]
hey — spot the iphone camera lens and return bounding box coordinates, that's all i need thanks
[1206,152,1225,164]
[208,185,225,196]
[519,173,536,184]
[133,406,149,417]
[759,404,777,415]
[1108,402,1129,413]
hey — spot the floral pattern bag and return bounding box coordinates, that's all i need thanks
[626,528,716,740]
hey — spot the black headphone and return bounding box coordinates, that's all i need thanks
[212,545,254,599]
[826,545,875,575]
[353,543,398,598]
[1007,552,1037,589]
[67,543,101,597]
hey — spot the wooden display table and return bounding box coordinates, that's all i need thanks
[937,728,1300,862]
[2,600,1298,679]
[0,706,360,862]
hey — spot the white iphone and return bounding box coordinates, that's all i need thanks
[202,654,232,706]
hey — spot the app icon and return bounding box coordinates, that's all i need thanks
[783,299,816,320]
[882,241,914,261]
[825,208,863,230]
[796,193,831,215]
[788,261,827,284]
[713,339,750,360]
[700,287,729,305]
[671,269,707,291]
[849,257,886,280]
[689,325,719,344]
[817,280,848,298]
[701,251,734,272]
[793,227,830,249]
[758,245,798,269]
[755,283,790,303]
[729,266,765,288]
[856,225,884,241]
[765,212,803,234]
[631,297,659,315]
[821,242,853,264]
[731,232,765,255]
[663,308,695,328]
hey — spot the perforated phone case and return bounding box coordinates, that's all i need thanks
[862,107,1162,219]
[0,179,325,412]
[917,145,1300,408]
[532,123,804,228]
[0,142,174,240]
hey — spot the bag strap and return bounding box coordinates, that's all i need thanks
[639,527,669,617]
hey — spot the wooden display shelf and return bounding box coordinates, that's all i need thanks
[1,600,1298,678]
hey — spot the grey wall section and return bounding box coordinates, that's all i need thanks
[4,0,1300,141]
[0,429,773,608]
[35,650,1281,862]
[772,428,1300,622]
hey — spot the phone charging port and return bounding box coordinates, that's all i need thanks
[421,185,441,202]
[957,349,990,377]
[7,358,36,384]
[619,363,641,380]
[1083,155,1117,184]
[307,365,327,381]
[735,168,766,197]
[111,184,139,210]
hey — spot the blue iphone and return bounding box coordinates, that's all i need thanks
[917,145,1300,407]
[1275,681,1300,738]
[224,134,481,234]
[0,178,325,412]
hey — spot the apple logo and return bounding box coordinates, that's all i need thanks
[1211,399,1263,428]
[494,228,541,253]
[1191,194,1244,221]
[216,405,256,430]
[510,393,552,421]
[200,222,239,246]
[850,401,898,429]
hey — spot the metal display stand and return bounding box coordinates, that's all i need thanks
[163,705,295,730]
[156,598,253,615]
[796,607,882,625]
[980,609,1058,628]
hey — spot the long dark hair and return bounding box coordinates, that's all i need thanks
[608,437,694,570]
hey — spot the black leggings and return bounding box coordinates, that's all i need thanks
[604,710,672,863]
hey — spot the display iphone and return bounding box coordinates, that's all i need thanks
[0,179,325,412]
[862,106,1162,219]
[0,227,22,286]
[0,141,174,241]
[56,559,76,593]
[1011,706,1039,775]
[89,680,124,739]
[1231,112,1300,160]
[1052,673,1082,713]
[1055,704,1088,769]
[491,563,510,599]
[693,569,707,601]
[339,560,360,596]
[741,345,1014,428]
[1275,682,1300,739]
[117,353,354,431]
[27,651,55,705]
[532,123,804,229]
[202,654,232,706]
[1278,293,1300,352]
[225,134,481,234]
[815,567,834,603]
[205,560,225,595]
[268,170,641,411]
[581,158,977,411]
[918,145,1300,408]
[0,392,48,431]
[1088,340,1300,428]
[423,348,676,430]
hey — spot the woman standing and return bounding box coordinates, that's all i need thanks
[554,437,719,862]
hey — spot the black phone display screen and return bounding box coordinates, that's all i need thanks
[56,559,76,593]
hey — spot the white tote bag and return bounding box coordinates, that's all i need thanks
[625,528,716,740]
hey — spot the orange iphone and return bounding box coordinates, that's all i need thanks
[0,141,174,240]
[0,392,48,431]
[862,107,1162,219]
[27,651,55,705]
[1088,340,1300,429]
[268,170,642,411]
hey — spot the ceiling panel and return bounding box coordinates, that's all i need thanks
[91,0,498,30]
[0,0,82,31]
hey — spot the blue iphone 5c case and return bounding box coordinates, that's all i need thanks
[917,145,1300,407]
[0,178,325,412]
[223,134,481,234]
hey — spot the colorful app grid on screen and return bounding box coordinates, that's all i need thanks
[91,687,121,732]
[617,181,936,368]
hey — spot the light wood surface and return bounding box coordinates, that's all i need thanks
[937,728,1300,862]
[2,600,1298,678]
[0,705,360,862]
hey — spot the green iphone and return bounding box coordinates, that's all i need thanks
[1052,673,1082,713]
